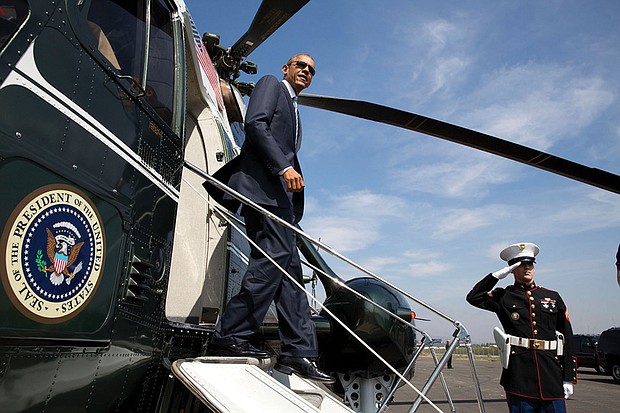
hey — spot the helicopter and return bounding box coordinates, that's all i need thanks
[0,1,618,413]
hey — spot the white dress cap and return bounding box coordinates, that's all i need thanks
[499,242,540,265]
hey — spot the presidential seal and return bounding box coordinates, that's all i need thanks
[1,185,105,323]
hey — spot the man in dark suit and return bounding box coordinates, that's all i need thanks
[206,54,334,383]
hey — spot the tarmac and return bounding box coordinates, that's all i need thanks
[386,356,620,413]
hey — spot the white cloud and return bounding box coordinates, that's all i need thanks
[302,216,376,252]
[406,260,454,278]
[418,20,473,95]
[433,205,511,240]
[303,190,408,252]
[330,190,406,217]
[358,256,404,274]
[462,63,615,149]
[531,188,620,235]
[352,249,454,281]
[393,156,515,198]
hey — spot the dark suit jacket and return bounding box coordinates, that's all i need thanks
[204,75,304,222]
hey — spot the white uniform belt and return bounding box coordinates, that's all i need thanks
[508,335,557,351]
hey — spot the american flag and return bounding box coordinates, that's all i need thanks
[190,16,224,110]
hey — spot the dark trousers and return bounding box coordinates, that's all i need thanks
[212,205,317,357]
[506,393,567,413]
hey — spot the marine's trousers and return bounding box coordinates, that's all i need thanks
[506,393,567,413]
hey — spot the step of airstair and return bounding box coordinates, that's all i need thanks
[171,356,354,413]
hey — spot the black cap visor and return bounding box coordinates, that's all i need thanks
[508,257,536,266]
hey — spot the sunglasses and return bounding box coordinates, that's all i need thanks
[289,60,315,76]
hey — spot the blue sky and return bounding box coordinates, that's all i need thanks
[185,0,620,343]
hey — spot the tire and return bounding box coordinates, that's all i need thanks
[612,363,620,383]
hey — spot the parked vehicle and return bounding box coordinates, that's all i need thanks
[596,327,620,383]
[573,334,604,373]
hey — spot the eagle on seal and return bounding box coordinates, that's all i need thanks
[45,228,84,286]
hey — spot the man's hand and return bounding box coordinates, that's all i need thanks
[283,168,304,192]
[563,381,574,399]
[491,262,521,280]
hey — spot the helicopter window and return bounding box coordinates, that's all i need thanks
[144,0,175,126]
[87,21,121,70]
[87,1,147,78]
[86,0,176,127]
[0,0,29,50]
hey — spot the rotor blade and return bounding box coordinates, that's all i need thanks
[298,94,620,195]
[230,0,310,60]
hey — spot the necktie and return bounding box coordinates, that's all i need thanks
[292,96,300,148]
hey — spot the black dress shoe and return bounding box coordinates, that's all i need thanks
[208,342,271,359]
[274,356,335,383]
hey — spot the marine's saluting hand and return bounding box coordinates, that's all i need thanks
[491,262,521,280]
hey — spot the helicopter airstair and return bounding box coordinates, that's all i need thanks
[171,356,354,413]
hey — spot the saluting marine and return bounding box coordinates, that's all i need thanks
[467,243,577,413]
